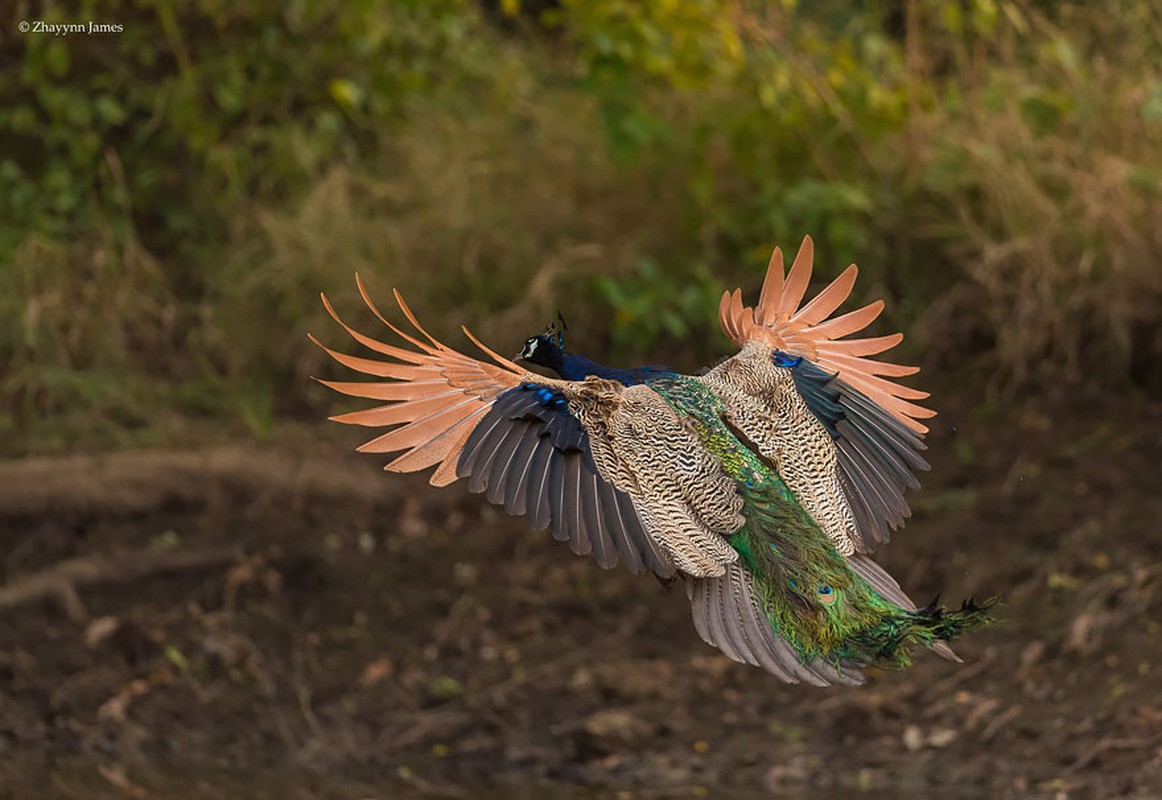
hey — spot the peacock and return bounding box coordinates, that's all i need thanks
[312,236,993,685]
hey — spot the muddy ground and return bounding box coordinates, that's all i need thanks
[1,395,1160,800]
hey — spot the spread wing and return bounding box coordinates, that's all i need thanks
[717,235,933,432]
[313,277,924,684]
[312,277,672,577]
[705,236,932,553]
[457,385,673,577]
[786,358,930,550]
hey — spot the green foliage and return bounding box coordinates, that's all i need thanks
[560,0,744,88]
[596,259,723,358]
[1,1,492,450]
[2,0,1159,454]
[0,0,481,254]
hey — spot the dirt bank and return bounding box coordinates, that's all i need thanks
[1,399,1160,799]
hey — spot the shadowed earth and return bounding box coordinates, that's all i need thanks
[1,397,1159,799]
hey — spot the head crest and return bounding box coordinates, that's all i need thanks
[544,311,567,348]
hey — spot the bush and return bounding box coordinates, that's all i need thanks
[2,0,1159,454]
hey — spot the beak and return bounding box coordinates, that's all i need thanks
[513,352,525,361]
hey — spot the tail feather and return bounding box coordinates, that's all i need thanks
[847,554,966,662]
[846,596,998,668]
[687,564,864,686]
[917,596,998,642]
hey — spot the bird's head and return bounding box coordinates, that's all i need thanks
[516,313,568,370]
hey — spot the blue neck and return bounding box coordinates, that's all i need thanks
[554,350,670,386]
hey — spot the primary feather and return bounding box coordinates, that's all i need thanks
[314,237,993,685]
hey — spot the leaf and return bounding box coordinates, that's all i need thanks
[328,78,364,111]
[163,645,190,672]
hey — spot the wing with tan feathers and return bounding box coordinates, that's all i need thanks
[718,236,933,432]
[313,278,682,578]
[312,279,525,487]
[707,236,932,553]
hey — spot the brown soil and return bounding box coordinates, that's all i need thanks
[1,399,1160,799]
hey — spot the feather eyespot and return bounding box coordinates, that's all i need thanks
[818,585,837,605]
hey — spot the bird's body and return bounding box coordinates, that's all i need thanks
[521,355,984,675]
[314,236,993,685]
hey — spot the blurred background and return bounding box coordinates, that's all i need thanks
[1,1,1160,798]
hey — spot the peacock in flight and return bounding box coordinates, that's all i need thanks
[313,236,993,686]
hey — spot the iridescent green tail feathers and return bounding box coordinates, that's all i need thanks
[912,596,997,650]
[689,557,997,685]
[845,595,998,671]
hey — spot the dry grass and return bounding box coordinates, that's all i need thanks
[1,230,184,447]
[212,87,692,397]
[906,3,1162,388]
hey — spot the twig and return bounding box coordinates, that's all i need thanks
[391,709,475,750]
[1066,733,1162,774]
[395,766,472,800]
[924,649,996,700]
[96,764,154,800]
[979,704,1021,742]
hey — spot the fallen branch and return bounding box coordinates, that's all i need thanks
[979,704,1022,742]
[1066,732,1162,774]
[0,445,391,520]
[0,544,241,620]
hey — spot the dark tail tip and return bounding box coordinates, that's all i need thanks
[916,595,999,643]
